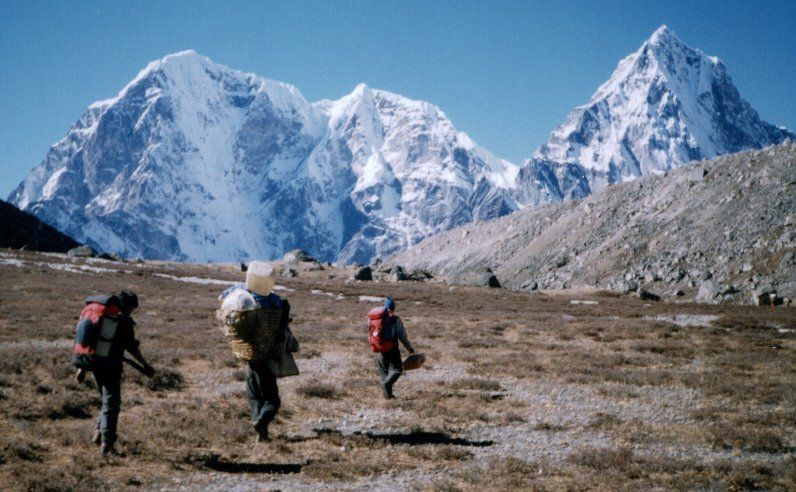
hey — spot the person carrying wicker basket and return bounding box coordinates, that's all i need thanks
[217,262,299,442]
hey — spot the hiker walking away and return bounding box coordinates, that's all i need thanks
[368,297,414,399]
[74,291,155,455]
[218,262,299,442]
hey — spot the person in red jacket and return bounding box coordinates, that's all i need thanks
[373,298,414,399]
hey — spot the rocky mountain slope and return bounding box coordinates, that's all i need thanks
[0,199,79,252]
[388,143,796,303]
[532,25,793,192]
[9,27,792,264]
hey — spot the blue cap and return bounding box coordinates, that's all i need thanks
[384,297,396,311]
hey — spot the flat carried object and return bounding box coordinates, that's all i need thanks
[403,353,426,370]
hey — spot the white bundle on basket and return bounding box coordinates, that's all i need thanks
[217,288,282,362]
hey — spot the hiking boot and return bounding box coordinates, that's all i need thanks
[252,419,269,442]
[382,382,395,400]
[100,442,115,456]
[255,429,270,443]
[91,430,101,446]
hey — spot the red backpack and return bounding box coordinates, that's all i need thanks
[72,295,121,369]
[367,307,395,353]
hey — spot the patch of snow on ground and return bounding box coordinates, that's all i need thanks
[570,299,599,305]
[0,257,126,275]
[647,314,720,327]
[0,258,25,267]
[154,273,233,286]
[358,295,386,303]
[311,289,345,300]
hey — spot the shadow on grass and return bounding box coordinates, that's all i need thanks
[205,460,303,474]
[314,428,493,447]
[185,452,303,474]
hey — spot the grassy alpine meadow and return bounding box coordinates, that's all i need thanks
[0,249,794,490]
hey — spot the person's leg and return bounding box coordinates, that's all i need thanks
[376,352,391,398]
[93,372,103,444]
[246,361,263,423]
[95,371,122,453]
[383,348,403,398]
[256,367,280,425]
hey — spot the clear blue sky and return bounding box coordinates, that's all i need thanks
[1,0,794,198]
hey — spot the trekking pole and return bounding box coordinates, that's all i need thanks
[123,357,154,378]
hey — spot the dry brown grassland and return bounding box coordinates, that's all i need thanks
[0,250,794,490]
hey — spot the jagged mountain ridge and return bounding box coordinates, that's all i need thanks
[10,27,793,263]
[532,25,793,191]
[10,51,520,263]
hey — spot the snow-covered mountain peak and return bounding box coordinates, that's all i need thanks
[10,52,523,263]
[535,26,792,189]
[647,24,675,45]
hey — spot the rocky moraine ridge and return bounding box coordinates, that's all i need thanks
[387,143,796,304]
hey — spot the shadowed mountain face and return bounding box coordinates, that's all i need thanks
[9,28,792,263]
[0,199,79,252]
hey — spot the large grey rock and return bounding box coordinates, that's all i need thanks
[449,267,501,288]
[389,265,408,282]
[637,288,661,301]
[284,249,316,264]
[68,245,97,258]
[696,280,720,303]
[352,266,373,281]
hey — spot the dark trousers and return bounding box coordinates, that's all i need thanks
[377,346,403,395]
[93,370,122,446]
[247,360,280,426]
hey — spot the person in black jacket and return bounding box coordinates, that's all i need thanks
[78,291,155,455]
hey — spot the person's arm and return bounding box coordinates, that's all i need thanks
[125,321,155,377]
[394,317,414,353]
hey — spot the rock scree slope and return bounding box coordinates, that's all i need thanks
[388,142,796,304]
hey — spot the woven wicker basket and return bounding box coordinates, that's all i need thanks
[216,307,282,361]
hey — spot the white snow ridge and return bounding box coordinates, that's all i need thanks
[9,27,792,263]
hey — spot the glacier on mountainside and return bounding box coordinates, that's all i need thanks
[9,51,520,263]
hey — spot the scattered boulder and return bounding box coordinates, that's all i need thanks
[389,266,408,282]
[450,267,501,288]
[688,166,708,182]
[409,269,433,281]
[282,267,298,278]
[240,262,248,272]
[612,279,638,294]
[299,261,325,272]
[283,249,316,264]
[636,288,660,301]
[753,285,776,306]
[68,245,97,258]
[521,280,538,291]
[696,280,720,303]
[352,266,373,281]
